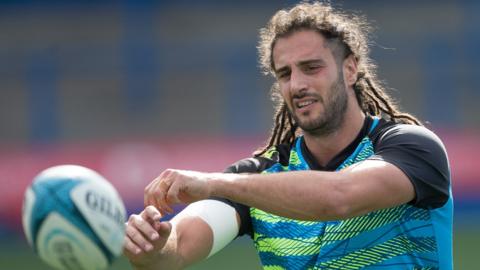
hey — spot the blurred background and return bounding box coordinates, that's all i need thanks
[0,0,478,269]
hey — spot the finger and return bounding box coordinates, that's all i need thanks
[123,235,142,257]
[142,206,163,233]
[125,215,154,252]
[144,205,162,221]
[155,178,174,214]
[130,214,160,243]
[149,221,173,252]
[166,180,181,205]
[161,169,174,178]
[125,226,153,252]
[144,169,171,207]
[145,175,172,215]
[145,180,166,216]
[144,178,160,208]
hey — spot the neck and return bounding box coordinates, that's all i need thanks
[303,96,365,167]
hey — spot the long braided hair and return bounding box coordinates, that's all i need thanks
[255,1,421,156]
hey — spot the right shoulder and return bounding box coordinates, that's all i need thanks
[224,144,291,174]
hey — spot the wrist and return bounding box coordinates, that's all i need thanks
[208,173,244,199]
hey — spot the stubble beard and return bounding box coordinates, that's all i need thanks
[290,74,349,137]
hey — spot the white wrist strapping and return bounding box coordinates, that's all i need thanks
[175,199,239,258]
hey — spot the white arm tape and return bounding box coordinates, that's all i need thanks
[175,199,239,258]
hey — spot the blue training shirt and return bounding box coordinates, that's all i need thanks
[218,116,452,269]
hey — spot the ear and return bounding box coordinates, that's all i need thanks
[343,55,358,88]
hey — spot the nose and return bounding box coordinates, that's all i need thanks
[289,68,308,96]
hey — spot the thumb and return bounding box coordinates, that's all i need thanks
[151,221,172,251]
[156,221,172,236]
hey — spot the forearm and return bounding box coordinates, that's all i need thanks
[208,161,415,221]
[210,171,347,221]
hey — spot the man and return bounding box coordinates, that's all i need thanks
[123,2,452,269]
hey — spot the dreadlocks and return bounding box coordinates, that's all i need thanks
[255,1,421,156]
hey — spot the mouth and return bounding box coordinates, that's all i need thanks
[295,99,318,110]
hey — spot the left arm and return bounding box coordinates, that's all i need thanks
[144,159,414,221]
[212,160,414,220]
[145,124,450,221]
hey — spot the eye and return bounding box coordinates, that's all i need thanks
[304,65,321,73]
[277,71,291,80]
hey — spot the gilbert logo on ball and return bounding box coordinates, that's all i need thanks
[22,165,127,270]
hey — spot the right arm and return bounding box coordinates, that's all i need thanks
[124,156,267,269]
[124,203,239,270]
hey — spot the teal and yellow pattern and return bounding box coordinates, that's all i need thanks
[250,120,440,269]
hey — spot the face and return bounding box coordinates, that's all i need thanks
[272,30,351,136]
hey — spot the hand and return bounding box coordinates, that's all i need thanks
[123,206,172,269]
[144,169,213,215]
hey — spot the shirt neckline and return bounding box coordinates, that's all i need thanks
[300,116,373,171]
